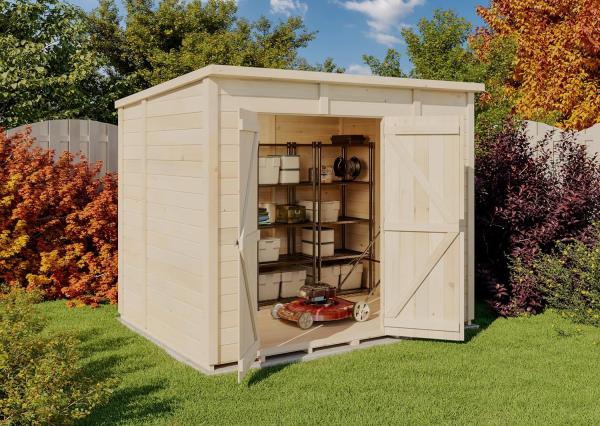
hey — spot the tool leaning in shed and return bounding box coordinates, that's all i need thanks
[271,230,381,329]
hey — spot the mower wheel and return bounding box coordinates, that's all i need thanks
[353,301,370,322]
[297,312,314,330]
[271,303,284,320]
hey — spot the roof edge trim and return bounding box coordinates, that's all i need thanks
[115,64,485,109]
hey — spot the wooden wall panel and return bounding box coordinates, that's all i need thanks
[118,81,211,370]
[212,80,474,366]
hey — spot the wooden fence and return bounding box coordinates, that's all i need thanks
[7,119,118,174]
[525,120,600,158]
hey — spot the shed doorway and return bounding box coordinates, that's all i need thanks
[238,110,465,381]
[254,114,383,360]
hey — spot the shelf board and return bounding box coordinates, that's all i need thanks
[259,216,369,230]
[258,254,314,270]
[258,142,373,148]
[258,248,366,272]
[320,248,365,262]
[258,288,369,308]
[258,180,369,188]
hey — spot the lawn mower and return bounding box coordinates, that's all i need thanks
[271,231,380,330]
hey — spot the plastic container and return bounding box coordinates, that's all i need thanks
[340,263,364,290]
[280,268,307,298]
[276,204,306,223]
[298,200,340,222]
[306,264,340,287]
[279,169,300,184]
[280,154,300,170]
[302,240,334,257]
[301,226,335,244]
[259,156,280,185]
[258,271,281,301]
[258,238,281,263]
[258,203,277,224]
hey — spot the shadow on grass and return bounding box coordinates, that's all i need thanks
[78,329,137,355]
[77,383,175,426]
[463,301,498,343]
[247,362,295,387]
[75,328,176,424]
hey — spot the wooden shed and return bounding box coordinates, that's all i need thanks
[115,65,483,380]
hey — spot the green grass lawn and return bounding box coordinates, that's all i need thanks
[39,301,600,425]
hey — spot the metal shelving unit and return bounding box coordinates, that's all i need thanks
[257,141,375,306]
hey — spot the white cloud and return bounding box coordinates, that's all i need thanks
[340,0,425,46]
[270,0,308,16]
[372,32,401,46]
[346,64,373,75]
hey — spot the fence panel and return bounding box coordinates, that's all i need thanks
[525,120,600,158]
[7,119,118,174]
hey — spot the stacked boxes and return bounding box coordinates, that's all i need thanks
[301,226,335,257]
[298,200,340,223]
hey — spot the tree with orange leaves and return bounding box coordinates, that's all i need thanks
[0,129,117,306]
[476,0,600,130]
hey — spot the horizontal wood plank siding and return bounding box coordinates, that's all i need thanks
[119,81,211,370]
[120,102,146,330]
[212,78,474,366]
[119,73,476,370]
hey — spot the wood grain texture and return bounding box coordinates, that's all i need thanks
[119,82,211,370]
[381,116,465,341]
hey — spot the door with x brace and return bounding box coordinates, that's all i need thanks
[237,108,260,382]
[381,116,464,341]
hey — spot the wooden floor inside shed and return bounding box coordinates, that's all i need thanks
[258,293,383,358]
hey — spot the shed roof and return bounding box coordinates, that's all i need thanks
[115,64,485,108]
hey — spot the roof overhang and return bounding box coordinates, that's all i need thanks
[115,64,485,109]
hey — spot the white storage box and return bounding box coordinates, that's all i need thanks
[258,272,281,301]
[280,268,307,298]
[340,263,364,290]
[259,156,280,185]
[280,155,300,170]
[298,200,340,222]
[301,227,335,244]
[258,238,281,263]
[279,169,300,184]
[306,264,340,287]
[302,240,334,257]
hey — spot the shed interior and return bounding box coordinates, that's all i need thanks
[255,114,383,355]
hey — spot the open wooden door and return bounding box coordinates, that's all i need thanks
[381,116,465,341]
[237,109,260,382]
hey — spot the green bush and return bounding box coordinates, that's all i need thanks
[511,228,600,326]
[0,287,116,425]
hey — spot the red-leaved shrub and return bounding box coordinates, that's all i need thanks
[475,121,600,316]
[0,128,117,306]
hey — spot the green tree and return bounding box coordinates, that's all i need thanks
[362,49,406,77]
[470,33,518,140]
[363,9,516,138]
[0,0,112,128]
[401,9,480,81]
[89,0,325,99]
[295,57,345,73]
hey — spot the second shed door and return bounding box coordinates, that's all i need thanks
[381,116,464,341]
[237,109,260,382]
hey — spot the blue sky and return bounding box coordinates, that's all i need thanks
[70,0,488,74]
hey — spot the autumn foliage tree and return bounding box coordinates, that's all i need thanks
[476,0,600,130]
[0,129,117,306]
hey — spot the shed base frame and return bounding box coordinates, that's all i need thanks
[119,318,215,375]
[210,335,400,376]
[122,312,475,377]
